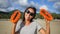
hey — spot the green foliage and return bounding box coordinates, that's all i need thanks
[35,13,43,19]
[52,13,60,19]
[0,11,60,19]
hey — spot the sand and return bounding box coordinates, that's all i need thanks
[0,19,60,34]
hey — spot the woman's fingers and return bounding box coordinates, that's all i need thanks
[45,18,50,23]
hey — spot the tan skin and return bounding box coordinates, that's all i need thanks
[11,8,50,34]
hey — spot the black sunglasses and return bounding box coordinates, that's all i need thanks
[25,10,34,16]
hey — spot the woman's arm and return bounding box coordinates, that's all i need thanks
[11,24,16,34]
[45,20,50,34]
[40,19,50,34]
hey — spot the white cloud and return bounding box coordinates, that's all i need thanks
[30,1,40,9]
[30,1,35,5]
[18,0,40,9]
[13,0,40,12]
[48,0,60,8]
[0,0,12,12]
[48,0,56,1]
[0,8,8,12]
[48,0,60,2]
[48,0,60,12]
[19,0,28,6]
[0,0,11,8]
[40,5,48,10]
[48,0,60,9]
[0,0,18,12]
[54,2,60,8]
[53,2,60,12]
[7,7,15,11]
[0,0,40,12]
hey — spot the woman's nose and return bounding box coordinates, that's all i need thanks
[27,13,30,16]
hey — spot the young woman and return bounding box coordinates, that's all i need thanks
[12,7,50,34]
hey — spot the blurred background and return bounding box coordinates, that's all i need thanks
[0,0,60,34]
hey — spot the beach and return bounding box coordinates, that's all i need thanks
[0,19,60,34]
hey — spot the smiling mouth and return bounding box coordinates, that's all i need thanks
[27,18,30,20]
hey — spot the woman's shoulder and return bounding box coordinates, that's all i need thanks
[31,20,38,25]
[32,20,39,24]
[32,20,42,26]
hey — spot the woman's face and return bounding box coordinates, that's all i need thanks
[25,8,34,21]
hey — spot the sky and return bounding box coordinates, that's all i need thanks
[0,0,60,14]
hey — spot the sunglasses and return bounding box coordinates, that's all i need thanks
[25,10,34,16]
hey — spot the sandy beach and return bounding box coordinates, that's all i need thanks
[0,19,60,34]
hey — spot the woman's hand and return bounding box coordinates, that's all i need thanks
[45,19,50,34]
[11,22,17,34]
[40,19,50,34]
[45,19,50,24]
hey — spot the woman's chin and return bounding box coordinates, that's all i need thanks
[26,19,30,21]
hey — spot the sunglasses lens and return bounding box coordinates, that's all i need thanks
[26,10,34,16]
[26,10,29,14]
[30,13,34,16]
